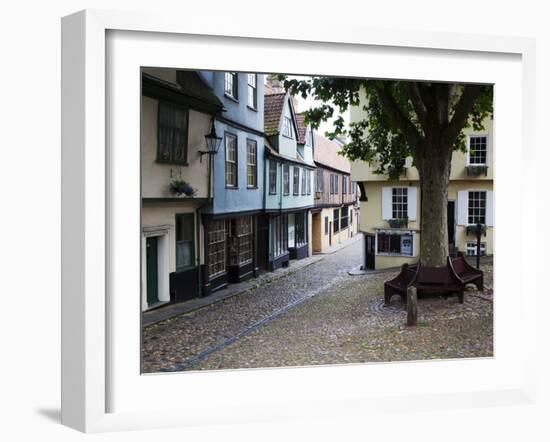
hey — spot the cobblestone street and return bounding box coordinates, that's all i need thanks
[141,237,493,373]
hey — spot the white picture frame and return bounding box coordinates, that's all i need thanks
[61,9,537,433]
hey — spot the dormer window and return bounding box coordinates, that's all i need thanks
[282,116,293,138]
[224,72,238,99]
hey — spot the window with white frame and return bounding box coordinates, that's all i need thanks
[224,72,238,99]
[208,220,226,278]
[293,167,300,195]
[246,139,257,188]
[306,170,311,195]
[377,231,413,256]
[283,164,290,196]
[247,74,257,108]
[225,133,237,187]
[392,187,408,219]
[468,135,488,165]
[468,190,487,224]
[466,242,486,256]
[301,168,306,195]
[282,116,293,138]
[269,160,277,194]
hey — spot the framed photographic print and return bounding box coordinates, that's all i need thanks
[61,9,537,433]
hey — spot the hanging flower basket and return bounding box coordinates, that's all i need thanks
[466,224,487,236]
[388,218,408,228]
[169,180,196,197]
[466,165,488,176]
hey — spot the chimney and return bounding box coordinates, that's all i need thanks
[265,74,285,93]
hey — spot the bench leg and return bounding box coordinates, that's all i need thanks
[476,277,484,292]
[384,288,392,306]
[458,291,464,304]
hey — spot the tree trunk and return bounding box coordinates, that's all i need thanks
[417,150,451,267]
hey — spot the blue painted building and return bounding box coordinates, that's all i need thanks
[262,87,316,270]
[199,71,266,293]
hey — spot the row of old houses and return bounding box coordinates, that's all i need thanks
[141,69,358,311]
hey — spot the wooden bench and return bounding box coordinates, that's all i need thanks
[384,259,475,305]
[384,263,419,306]
[414,264,465,304]
[447,253,484,292]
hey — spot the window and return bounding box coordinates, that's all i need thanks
[316,169,324,193]
[377,231,413,256]
[468,135,488,165]
[282,116,293,138]
[351,181,356,194]
[229,217,254,265]
[224,72,238,99]
[246,140,257,188]
[342,176,347,195]
[283,164,290,195]
[466,242,487,256]
[269,160,277,194]
[333,209,340,233]
[341,207,349,229]
[306,170,311,195]
[306,129,313,147]
[392,187,408,219]
[295,213,307,247]
[175,214,194,271]
[468,191,487,224]
[293,167,300,195]
[324,216,329,235]
[350,209,353,225]
[157,102,188,164]
[301,168,307,195]
[247,74,257,108]
[208,220,226,279]
[271,215,288,258]
[334,175,339,194]
[225,133,237,187]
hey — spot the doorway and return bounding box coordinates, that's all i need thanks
[146,236,159,306]
[365,233,375,270]
[447,200,456,249]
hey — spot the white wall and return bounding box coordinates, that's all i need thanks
[4,1,549,442]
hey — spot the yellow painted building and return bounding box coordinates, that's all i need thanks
[350,105,494,270]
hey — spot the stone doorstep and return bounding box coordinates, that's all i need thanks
[141,254,325,328]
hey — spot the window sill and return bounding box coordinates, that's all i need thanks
[224,93,239,103]
[247,186,258,190]
[376,253,414,258]
[225,185,239,190]
[246,105,258,112]
[156,160,189,166]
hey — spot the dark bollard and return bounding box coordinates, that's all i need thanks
[407,286,417,326]
[476,222,482,269]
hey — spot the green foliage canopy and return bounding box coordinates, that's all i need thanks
[281,76,493,180]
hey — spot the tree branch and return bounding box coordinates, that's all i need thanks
[372,82,423,152]
[407,82,428,134]
[442,85,483,146]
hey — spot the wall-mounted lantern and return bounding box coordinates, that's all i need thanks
[199,121,222,162]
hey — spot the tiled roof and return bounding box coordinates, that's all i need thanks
[295,112,307,145]
[264,92,286,136]
[313,133,351,174]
